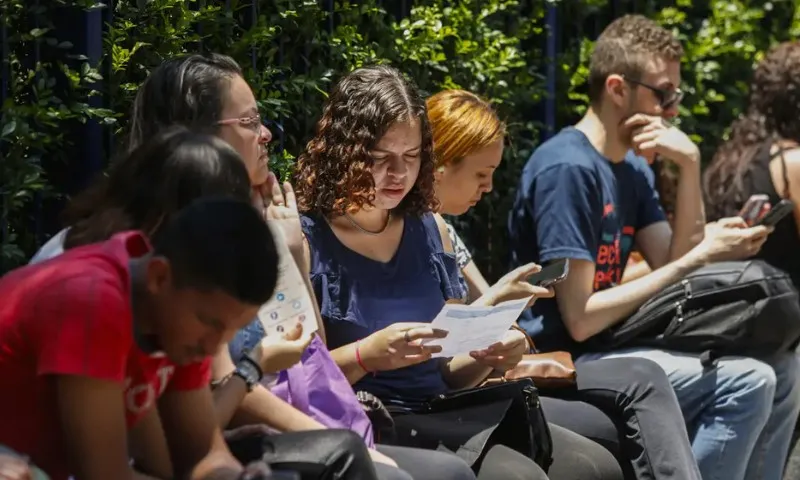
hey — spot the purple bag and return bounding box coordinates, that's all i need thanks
[271,336,375,448]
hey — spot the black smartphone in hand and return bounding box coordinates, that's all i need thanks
[739,194,770,226]
[755,199,795,227]
[527,259,569,288]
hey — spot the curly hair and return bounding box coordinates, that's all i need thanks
[294,65,438,216]
[426,89,505,168]
[588,15,684,103]
[703,41,800,220]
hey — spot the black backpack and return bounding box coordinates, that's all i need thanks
[586,260,800,366]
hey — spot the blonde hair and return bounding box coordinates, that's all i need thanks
[426,90,505,168]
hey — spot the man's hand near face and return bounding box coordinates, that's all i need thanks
[625,114,700,167]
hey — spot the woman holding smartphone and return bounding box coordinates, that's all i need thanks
[294,65,631,480]
[427,89,702,480]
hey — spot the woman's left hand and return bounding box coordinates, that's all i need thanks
[486,263,555,308]
[253,172,305,264]
[469,328,529,372]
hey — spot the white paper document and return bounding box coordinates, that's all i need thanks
[422,297,532,357]
[256,224,319,344]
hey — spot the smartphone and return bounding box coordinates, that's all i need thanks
[739,194,770,226]
[527,259,569,288]
[755,199,795,227]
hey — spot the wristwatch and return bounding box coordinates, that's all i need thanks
[233,356,263,392]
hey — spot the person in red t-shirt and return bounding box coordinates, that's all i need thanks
[0,130,281,480]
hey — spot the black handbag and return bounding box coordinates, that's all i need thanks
[379,379,553,472]
[225,426,380,480]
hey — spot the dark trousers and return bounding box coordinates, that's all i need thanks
[377,443,551,480]
[540,358,701,480]
[382,421,622,480]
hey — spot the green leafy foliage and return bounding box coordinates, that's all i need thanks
[3,0,800,277]
[1,0,115,272]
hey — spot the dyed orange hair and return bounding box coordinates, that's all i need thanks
[426,90,505,168]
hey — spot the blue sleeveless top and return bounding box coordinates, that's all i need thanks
[301,212,466,402]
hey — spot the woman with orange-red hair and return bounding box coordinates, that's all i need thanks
[427,89,701,480]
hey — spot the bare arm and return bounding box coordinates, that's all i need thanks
[231,388,326,431]
[128,408,174,479]
[620,258,652,284]
[637,168,705,270]
[211,345,325,432]
[433,214,493,388]
[440,355,493,390]
[210,346,250,429]
[775,148,800,240]
[330,342,370,384]
[462,260,491,302]
[666,163,705,263]
[157,388,242,480]
[56,375,139,480]
[555,255,704,341]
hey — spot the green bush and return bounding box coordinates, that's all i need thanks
[3,0,800,277]
[0,0,114,272]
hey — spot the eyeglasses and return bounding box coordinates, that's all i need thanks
[623,76,684,110]
[217,114,264,132]
[216,114,285,153]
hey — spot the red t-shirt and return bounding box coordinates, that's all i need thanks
[0,231,211,480]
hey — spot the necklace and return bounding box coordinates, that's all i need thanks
[345,212,392,236]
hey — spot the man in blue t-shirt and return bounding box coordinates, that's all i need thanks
[509,14,800,480]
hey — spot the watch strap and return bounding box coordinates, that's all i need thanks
[234,356,263,392]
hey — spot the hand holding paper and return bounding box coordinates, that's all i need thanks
[422,297,532,358]
[256,222,318,345]
[249,322,314,373]
[358,323,448,371]
[469,328,530,371]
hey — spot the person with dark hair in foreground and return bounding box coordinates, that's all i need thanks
[0,152,281,480]
[38,55,478,480]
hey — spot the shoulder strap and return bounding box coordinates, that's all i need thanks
[781,151,792,200]
[768,143,792,199]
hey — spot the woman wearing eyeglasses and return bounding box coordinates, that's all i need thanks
[30,54,484,480]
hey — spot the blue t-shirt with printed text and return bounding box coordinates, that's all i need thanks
[507,127,666,355]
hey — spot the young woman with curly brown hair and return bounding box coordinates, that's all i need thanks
[293,65,627,480]
[703,41,800,480]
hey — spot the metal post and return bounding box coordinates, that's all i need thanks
[0,17,8,251]
[544,2,558,139]
[105,0,115,157]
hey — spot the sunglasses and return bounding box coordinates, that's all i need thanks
[623,76,684,110]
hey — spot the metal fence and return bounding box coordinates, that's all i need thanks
[0,0,650,259]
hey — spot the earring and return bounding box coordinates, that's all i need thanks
[437,166,445,173]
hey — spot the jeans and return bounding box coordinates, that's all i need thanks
[581,349,800,480]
